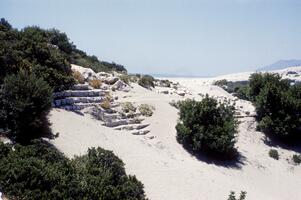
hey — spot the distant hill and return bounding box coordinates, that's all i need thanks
[258,59,301,71]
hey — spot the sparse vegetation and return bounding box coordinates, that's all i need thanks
[121,102,137,113]
[292,154,301,164]
[89,79,102,89]
[119,74,131,85]
[227,191,247,200]
[138,104,155,117]
[176,95,238,159]
[138,75,155,89]
[269,149,279,160]
[73,70,85,84]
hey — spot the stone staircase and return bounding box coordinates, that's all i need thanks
[91,107,150,135]
[53,84,108,111]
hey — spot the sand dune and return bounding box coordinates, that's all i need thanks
[49,71,301,200]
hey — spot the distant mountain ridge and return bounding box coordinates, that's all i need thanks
[258,59,301,71]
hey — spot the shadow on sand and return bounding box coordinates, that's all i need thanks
[181,145,246,169]
[263,133,301,154]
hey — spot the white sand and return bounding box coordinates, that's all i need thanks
[49,69,301,200]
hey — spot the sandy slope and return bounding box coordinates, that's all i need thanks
[49,78,301,200]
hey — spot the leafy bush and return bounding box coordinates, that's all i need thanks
[138,75,155,89]
[138,104,154,117]
[72,147,146,200]
[249,73,301,139]
[89,79,102,89]
[269,149,279,160]
[0,70,52,142]
[0,141,147,200]
[176,95,238,158]
[292,154,301,164]
[227,191,247,200]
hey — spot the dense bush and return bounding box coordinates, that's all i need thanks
[249,73,301,139]
[121,102,137,113]
[72,147,146,200]
[0,20,75,91]
[0,70,52,142]
[176,96,238,158]
[89,79,102,89]
[0,141,147,200]
[269,149,279,160]
[292,154,301,164]
[138,75,155,89]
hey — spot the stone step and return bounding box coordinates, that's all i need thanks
[103,118,143,128]
[54,97,104,106]
[71,84,90,91]
[101,113,120,121]
[131,130,150,135]
[54,89,108,98]
[114,124,150,131]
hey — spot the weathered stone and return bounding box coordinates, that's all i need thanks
[131,130,150,135]
[105,76,119,85]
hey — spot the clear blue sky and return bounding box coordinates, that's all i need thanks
[1,0,301,76]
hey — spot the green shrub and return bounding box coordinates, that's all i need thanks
[176,95,238,158]
[249,73,301,139]
[269,149,279,160]
[72,147,146,200]
[138,104,154,117]
[292,154,301,164]
[0,70,52,142]
[0,141,147,200]
[0,141,82,200]
[138,75,155,89]
[227,191,247,200]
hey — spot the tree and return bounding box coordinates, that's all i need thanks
[176,96,238,158]
[0,70,52,142]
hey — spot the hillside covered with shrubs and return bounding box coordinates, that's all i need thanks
[0,19,147,199]
[215,73,301,142]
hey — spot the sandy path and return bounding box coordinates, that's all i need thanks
[49,82,301,200]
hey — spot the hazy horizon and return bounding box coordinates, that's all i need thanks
[1,0,301,76]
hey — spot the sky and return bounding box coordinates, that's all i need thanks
[1,0,301,76]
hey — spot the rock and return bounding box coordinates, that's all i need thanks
[113,80,129,91]
[177,90,186,96]
[71,64,96,80]
[160,90,169,94]
[105,76,119,85]
[131,130,150,135]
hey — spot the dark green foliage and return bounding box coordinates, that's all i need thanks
[214,80,250,101]
[0,70,52,142]
[138,75,155,89]
[176,96,238,158]
[292,154,301,164]
[0,22,75,91]
[0,141,82,200]
[72,147,146,200]
[0,141,147,200]
[269,149,279,160]
[227,191,247,200]
[0,18,126,91]
[69,49,126,73]
[249,73,301,139]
